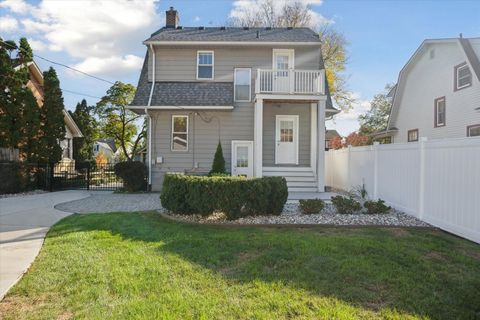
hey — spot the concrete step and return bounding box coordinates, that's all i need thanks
[287,181,318,188]
[263,171,314,177]
[288,187,318,192]
[284,176,316,182]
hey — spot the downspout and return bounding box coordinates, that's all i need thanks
[145,44,156,190]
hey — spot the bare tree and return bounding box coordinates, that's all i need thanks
[227,0,354,111]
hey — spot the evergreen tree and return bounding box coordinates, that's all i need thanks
[39,67,65,163]
[21,89,42,161]
[209,141,226,175]
[70,99,98,162]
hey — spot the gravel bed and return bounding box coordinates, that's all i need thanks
[161,202,432,227]
[55,192,161,213]
[0,189,48,199]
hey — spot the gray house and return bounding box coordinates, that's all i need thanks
[129,7,338,192]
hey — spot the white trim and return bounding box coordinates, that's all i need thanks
[144,41,322,46]
[275,115,299,165]
[255,94,326,101]
[317,100,326,191]
[129,105,234,110]
[196,50,214,80]
[231,140,254,177]
[63,110,83,137]
[171,115,189,152]
[254,98,263,177]
[272,49,295,70]
[234,68,251,102]
[147,44,156,106]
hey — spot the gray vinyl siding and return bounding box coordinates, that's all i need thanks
[262,102,311,167]
[148,45,322,82]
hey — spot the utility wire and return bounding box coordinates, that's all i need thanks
[0,39,115,85]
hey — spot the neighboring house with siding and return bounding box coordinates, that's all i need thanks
[129,7,339,193]
[325,129,341,150]
[93,138,117,162]
[376,37,480,143]
[15,61,83,162]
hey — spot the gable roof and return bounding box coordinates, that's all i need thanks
[96,138,117,153]
[145,27,321,44]
[326,129,341,140]
[387,37,480,131]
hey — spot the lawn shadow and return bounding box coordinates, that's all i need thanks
[50,211,480,319]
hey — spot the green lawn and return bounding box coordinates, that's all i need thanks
[2,212,479,319]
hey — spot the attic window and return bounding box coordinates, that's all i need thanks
[454,62,472,91]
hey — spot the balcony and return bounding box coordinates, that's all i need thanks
[255,69,325,96]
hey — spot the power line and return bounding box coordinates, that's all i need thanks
[0,39,115,85]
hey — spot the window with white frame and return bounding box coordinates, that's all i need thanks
[234,68,251,101]
[197,51,214,80]
[455,63,472,90]
[434,97,446,127]
[467,124,480,137]
[171,115,188,151]
[408,129,418,142]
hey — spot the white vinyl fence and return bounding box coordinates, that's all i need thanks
[325,137,480,244]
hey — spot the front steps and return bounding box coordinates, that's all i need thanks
[262,167,318,192]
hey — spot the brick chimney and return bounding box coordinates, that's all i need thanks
[166,7,179,28]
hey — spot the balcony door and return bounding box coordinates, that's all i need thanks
[275,115,299,165]
[272,49,294,92]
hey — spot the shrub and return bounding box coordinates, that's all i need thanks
[114,161,146,192]
[299,199,325,214]
[160,174,288,219]
[0,161,27,194]
[331,195,361,214]
[364,199,391,214]
[209,141,226,175]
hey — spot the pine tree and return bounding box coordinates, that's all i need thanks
[39,67,65,163]
[22,89,42,161]
[209,141,226,175]
[70,99,98,162]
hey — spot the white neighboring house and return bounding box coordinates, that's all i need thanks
[93,139,117,163]
[377,36,480,142]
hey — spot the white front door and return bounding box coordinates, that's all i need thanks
[231,141,254,177]
[272,49,294,92]
[275,115,299,165]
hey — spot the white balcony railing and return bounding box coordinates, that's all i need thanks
[255,69,325,95]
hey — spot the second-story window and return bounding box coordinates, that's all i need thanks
[454,62,472,91]
[197,51,214,80]
[234,68,251,102]
[434,97,446,127]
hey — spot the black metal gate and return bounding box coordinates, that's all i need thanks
[42,162,123,191]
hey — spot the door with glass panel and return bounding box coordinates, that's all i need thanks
[231,141,253,177]
[275,115,298,164]
[272,49,294,92]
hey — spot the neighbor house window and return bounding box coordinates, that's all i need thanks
[93,144,99,152]
[467,124,480,137]
[197,51,214,80]
[434,97,446,127]
[171,115,188,151]
[454,62,472,91]
[408,129,418,142]
[234,68,251,101]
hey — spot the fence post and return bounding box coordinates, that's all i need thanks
[418,137,427,219]
[373,142,380,200]
[347,145,352,189]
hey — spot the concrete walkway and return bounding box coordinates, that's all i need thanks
[0,190,90,300]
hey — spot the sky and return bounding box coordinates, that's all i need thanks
[1,0,479,135]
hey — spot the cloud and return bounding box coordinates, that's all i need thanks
[193,16,200,22]
[72,55,144,77]
[27,38,46,51]
[2,0,160,76]
[229,0,333,28]
[0,15,18,31]
[0,0,34,14]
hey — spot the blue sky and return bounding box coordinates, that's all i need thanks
[1,0,479,135]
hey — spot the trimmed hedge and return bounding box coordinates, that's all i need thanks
[114,161,146,192]
[299,199,325,214]
[364,199,391,214]
[160,174,288,220]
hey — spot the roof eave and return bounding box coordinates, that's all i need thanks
[143,40,322,46]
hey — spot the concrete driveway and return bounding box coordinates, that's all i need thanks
[0,190,90,300]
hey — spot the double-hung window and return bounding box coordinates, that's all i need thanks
[234,68,251,101]
[434,97,446,127]
[467,124,480,137]
[197,51,214,80]
[171,115,188,151]
[454,62,472,91]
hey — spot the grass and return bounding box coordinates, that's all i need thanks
[1,212,479,319]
